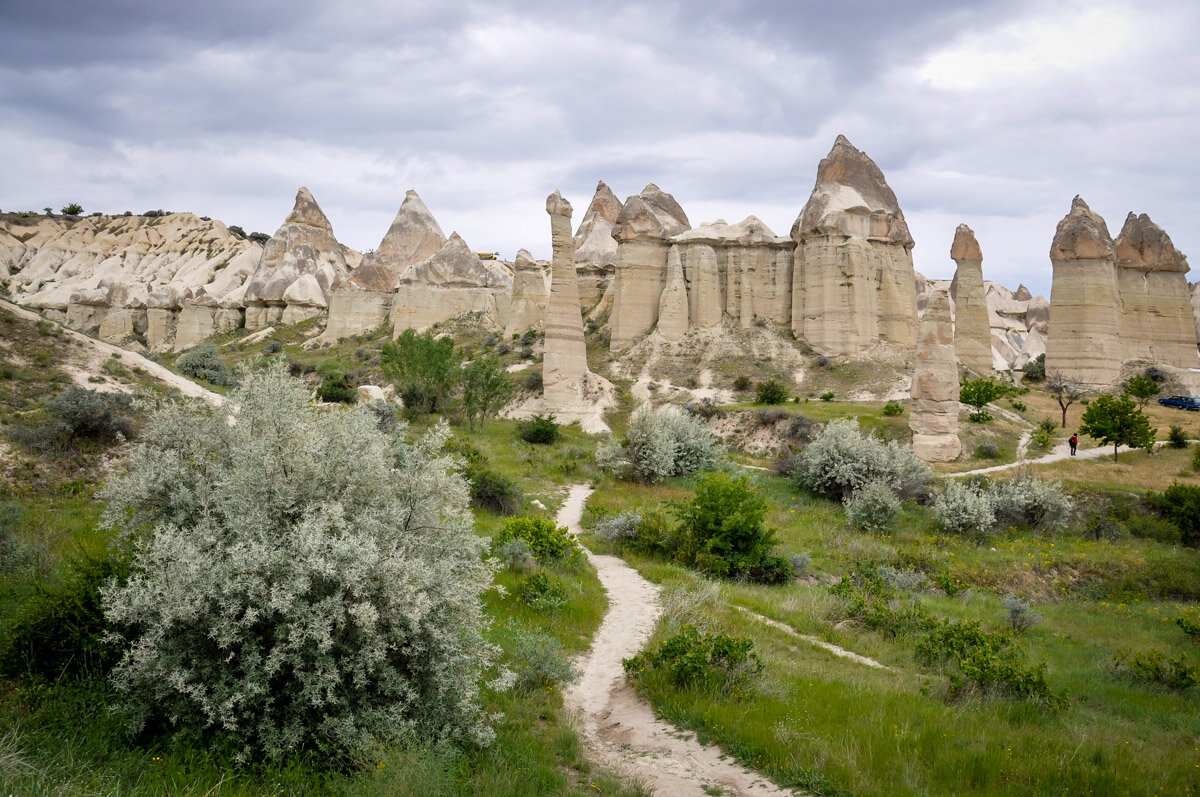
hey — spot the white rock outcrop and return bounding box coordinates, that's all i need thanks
[910,289,961,462]
[1114,212,1197,367]
[390,233,513,333]
[573,181,622,312]
[504,249,550,338]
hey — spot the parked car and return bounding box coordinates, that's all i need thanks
[1157,395,1200,411]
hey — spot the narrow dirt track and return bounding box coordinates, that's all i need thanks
[557,485,798,797]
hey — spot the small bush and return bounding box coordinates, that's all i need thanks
[878,565,929,592]
[520,346,534,359]
[1107,648,1196,690]
[494,538,536,573]
[974,441,1000,459]
[1193,444,1200,472]
[508,627,578,691]
[47,385,134,445]
[495,342,511,356]
[794,419,930,501]
[624,625,762,693]
[684,398,724,421]
[1177,616,1200,643]
[517,414,559,445]
[316,370,356,404]
[1002,595,1040,633]
[829,563,935,636]
[969,410,994,423]
[989,477,1072,531]
[781,414,818,442]
[1169,425,1188,449]
[596,404,723,484]
[1147,483,1200,546]
[363,399,398,433]
[732,375,751,392]
[520,330,537,346]
[523,370,543,392]
[754,407,789,427]
[468,467,522,515]
[495,516,578,562]
[264,340,283,355]
[594,511,643,545]
[755,379,789,405]
[935,481,996,537]
[1145,365,1168,384]
[820,391,835,402]
[176,342,237,387]
[844,481,901,534]
[1124,514,1179,544]
[1023,354,1046,382]
[916,620,1062,705]
[882,401,904,417]
[1010,400,1027,412]
[517,571,570,610]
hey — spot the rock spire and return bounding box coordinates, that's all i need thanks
[910,288,961,462]
[1114,212,1197,367]
[948,224,992,374]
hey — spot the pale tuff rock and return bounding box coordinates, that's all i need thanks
[1193,283,1200,349]
[656,248,689,341]
[949,224,992,374]
[574,181,622,310]
[609,184,690,350]
[910,289,961,462]
[242,187,350,328]
[671,217,794,330]
[678,243,722,329]
[538,190,615,431]
[1025,295,1049,335]
[504,249,550,338]
[791,135,917,357]
[390,232,513,334]
[323,190,448,342]
[918,272,1048,372]
[1045,196,1123,387]
[1114,212,1197,367]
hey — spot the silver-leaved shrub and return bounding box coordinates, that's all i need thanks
[934,481,997,537]
[794,419,930,501]
[100,363,502,763]
[595,403,723,483]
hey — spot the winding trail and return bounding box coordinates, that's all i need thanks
[557,486,796,797]
[950,440,1143,477]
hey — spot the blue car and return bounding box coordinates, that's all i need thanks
[1157,395,1200,411]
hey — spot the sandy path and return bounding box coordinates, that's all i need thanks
[950,440,1143,477]
[558,485,797,797]
[1,300,222,406]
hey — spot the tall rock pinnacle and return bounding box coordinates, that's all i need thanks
[948,224,993,375]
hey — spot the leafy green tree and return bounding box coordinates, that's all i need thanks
[959,376,1008,422]
[1045,370,1087,428]
[461,356,513,431]
[381,329,462,414]
[755,379,789,405]
[60,203,83,216]
[1123,374,1161,408]
[1079,393,1156,461]
[99,364,499,763]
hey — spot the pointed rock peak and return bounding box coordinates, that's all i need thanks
[374,189,446,258]
[581,181,622,224]
[284,187,334,231]
[833,133,853,148]
[547,190,573,217]
[446,231,467,247]
[811,136,899,212]
[951,224,982,261]
[642,183,661,193]
[1014,284,1033,301]
[1051,195,1115,260]
[514,248,539,270]
[614,183,690,242]
[1115,211,1189,273]
[793,136,910,245]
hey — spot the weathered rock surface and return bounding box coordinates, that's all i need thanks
[1114,212,1197,367]
[242,187,350,329]
[1045,197,1123,387]
[504,249,550,338]
[574,181,622,311]
[910,289,961,462]
[609,184,690,350]
[391,232,512,333]
[948,224,992,374]
[791,135,917,357]
[656,248,690,341]
[323,189,447,341]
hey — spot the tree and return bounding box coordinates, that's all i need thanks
[1045,370,1087,428]
[959,376,1008,422]
[1123,374,1161,408]
[99,364,499,763]
[60,203,83,216]
[381,329,462,414]
[1079,393,1156,461]
[461,356,513,431]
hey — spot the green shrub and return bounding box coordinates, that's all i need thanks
[1124,514,1180,544]
[732,375,751,392]
[1169,425,1188,449]
[1,552,128,679]
[820,391,836,402]
[755,379,789,405]
[467,467,522,515]
[989,477,1072,531]
[1023,353,1046,382]
[363,399,398,433]
[1148,483,1200,546]
[794,419,931,501]
[508,627,578,691]
[844,481,901,534]
[1001,595,1040,633]
[60,203,83,216]
[596,404,723,484]
[624,625,762,693]
[1194,443,1200,472]
[974,441,1000,459]
[517,571,569,610]
[494,516,577,562]
[916,620,1062,705]
[176,342,237,387]
[1107,648,1196,690]
[1176,616,1200,643]
[934,481,996,537]
[516,414,559,445]
[264,340,283,355]
[882,401,904,417]
[1038,417,1058,435]
[523,369,543,392]
[316,370,356,403]
[594,511,643,545]
[493,538,535,573]
[1010,400,1027,412]
[673,472,792,584]
[99,364,499,763]
[829,563,935,636]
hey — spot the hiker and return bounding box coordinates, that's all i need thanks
[1069,433,1078,456]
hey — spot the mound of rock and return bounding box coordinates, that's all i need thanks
[1114,212,1196,367]
[391,232,513,333]
[504,249,549,338]
[573,181,622,313]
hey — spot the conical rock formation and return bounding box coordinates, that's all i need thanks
[1114,212,1196,367]
[390,232,512,333]
[910,289,961,462]
[243,187,350,328]
[790,135,917,357]
[609,184,690,350]
[574,181,622,311]
[504,249,550,337]
[949,224,992,374]
[1045,196,1121,386]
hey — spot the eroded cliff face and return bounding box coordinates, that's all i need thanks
[504,249,550,338]
[390,232,512,334]
[242,187,352,330]
[791,135,917,357]
[1114,212,1197,367]
[608,184,690,350]
[573,181,622,312]
[910,289,961,462]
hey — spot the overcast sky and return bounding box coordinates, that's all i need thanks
[2,0,1196,296]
